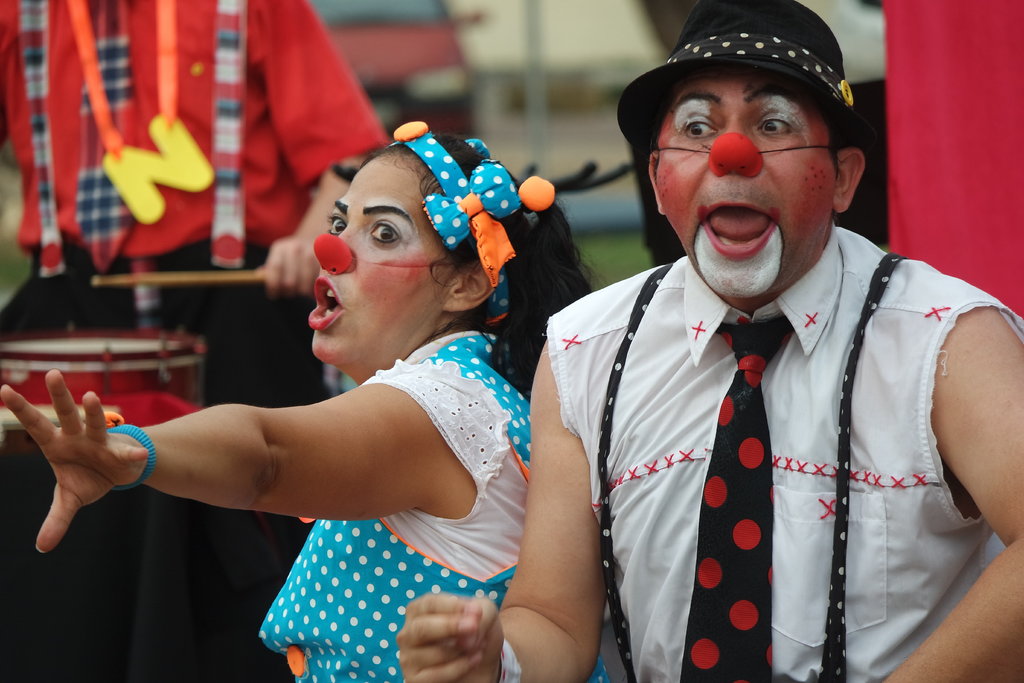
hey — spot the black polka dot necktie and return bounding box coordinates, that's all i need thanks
[681,316,792,683]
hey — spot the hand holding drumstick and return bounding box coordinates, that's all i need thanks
[0,370,150,552]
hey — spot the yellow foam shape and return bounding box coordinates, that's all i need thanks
[103,114,215,224]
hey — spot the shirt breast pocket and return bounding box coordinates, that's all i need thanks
[772,485,887,646]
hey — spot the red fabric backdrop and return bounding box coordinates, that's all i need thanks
[885,0,1024,314]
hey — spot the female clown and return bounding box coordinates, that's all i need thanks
[0,122,606,682]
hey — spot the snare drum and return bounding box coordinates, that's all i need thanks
[0,329,206,405]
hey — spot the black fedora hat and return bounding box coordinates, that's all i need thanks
[618,0,876,151]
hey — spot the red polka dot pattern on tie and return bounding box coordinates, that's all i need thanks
[682,316,792,681]
[738,354,768,387]
[730,600,760,631]
[698,558,722,589]
[704,475,728,508]
[738,437,765,468]
[719,396,735,425]
[690,638,720,670]
[733,519,762,549]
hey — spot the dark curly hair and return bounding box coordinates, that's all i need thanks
[365,135,592,394]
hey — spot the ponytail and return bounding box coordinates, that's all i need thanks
[491,203,591,394]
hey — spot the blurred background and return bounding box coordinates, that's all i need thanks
[0,0,885,298]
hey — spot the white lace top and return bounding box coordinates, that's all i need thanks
[362,332,528,579]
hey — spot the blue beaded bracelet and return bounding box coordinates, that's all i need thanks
[108,424,157,490]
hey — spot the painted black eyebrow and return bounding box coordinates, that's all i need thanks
[363,205,413,222]
[332,199,412,223]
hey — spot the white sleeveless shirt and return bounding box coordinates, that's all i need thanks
[547,228,1023,682]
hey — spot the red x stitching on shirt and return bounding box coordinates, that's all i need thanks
[925,306,952,322]
[562,334,582,349]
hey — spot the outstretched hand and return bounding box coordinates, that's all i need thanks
[0,369,150,552]
[397,594,504,683]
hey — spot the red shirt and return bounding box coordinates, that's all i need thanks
[0,0,387,257]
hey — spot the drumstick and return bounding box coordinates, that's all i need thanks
[90,270,266,288]
[1,404,116,427]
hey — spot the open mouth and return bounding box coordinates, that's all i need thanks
[308,276,344,331]
[699,205,780,260]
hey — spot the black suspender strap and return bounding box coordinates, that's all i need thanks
[596,253,904,682]
[597,264,671,683]
[819,251,904,682]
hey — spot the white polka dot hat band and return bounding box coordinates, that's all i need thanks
[617,0,876,152]
[671,34,854,109]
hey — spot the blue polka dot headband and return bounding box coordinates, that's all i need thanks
[393,121,554,322]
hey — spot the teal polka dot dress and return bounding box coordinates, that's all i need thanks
[259,335,531,681]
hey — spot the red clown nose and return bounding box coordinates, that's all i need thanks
[708,132,764,177]
[313,233,353,275]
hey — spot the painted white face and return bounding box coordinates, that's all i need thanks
[694,223,782,299]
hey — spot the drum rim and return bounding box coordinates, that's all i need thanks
[0,328,205,361]
[0,355,205,371]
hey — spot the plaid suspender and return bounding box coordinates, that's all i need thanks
[19,0,64,276]
[210,0,246,268]
[18,0,248,277]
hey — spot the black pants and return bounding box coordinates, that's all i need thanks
[0,241,321,682]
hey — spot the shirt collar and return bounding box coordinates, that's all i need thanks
[684,228,842,365]
[775,229,843,356]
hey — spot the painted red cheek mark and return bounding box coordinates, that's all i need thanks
[803,165,830,191]
[361,262,426,285]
